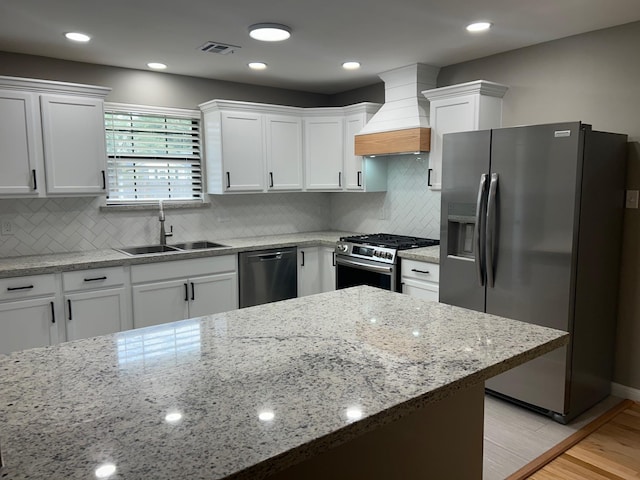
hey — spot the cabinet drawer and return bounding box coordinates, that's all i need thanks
[401,259,440,283]
[63,266,126,292]
[0,274,57,301]
[131,255,237,284]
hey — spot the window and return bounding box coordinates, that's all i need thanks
[104,103,202,204]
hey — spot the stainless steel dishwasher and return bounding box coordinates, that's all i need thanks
[239,247,297,308]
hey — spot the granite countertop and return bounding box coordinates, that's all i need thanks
[0,286,568,480]
[397,245,440,263]
[0,231,355,278]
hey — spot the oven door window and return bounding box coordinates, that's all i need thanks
[336,263,392,291]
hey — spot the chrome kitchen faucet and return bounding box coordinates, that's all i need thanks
[158,200,173,245]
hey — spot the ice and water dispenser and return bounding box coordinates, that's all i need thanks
[445,203,477,259]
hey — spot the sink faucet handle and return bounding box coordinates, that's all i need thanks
[166,225,174,238]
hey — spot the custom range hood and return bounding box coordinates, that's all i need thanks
[355,63,440,156]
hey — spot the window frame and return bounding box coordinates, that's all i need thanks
[103,102,204,205]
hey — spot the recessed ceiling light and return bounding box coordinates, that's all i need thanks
[466,22,492,32]
[65,32,91,43]
[248,62,268,70]
[248,23,291,42]
[342,61,361,70]
[147,62,167,70]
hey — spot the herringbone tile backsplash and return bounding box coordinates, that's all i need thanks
[331,155,441,239]
[0,158,441,258]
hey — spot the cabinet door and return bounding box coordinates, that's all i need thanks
[402,278,439,302]
[298,247,321,297]
[65,287,128,341]
[344,113,365,190]
[40,94,107,195]
[265,114,303,190]
[188,272,238,318]
[0,296,56,354]
[132,279,189,329]
[304,117,343,190]
[221,111,265,192]
[0,90,42,196]
[320,247,336,293]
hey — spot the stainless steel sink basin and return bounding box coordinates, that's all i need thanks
[114,241,228,256]
[115,244,181,256]
[169,241,228,250]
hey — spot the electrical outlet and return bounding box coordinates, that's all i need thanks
[1,220,14,235]
[626,190,639,209]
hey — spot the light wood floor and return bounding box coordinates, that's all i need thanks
[483,394,627,480]
[526,401,640,479]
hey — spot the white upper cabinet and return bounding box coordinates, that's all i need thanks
[200,99,382,195]
[0,90,42,196]
[422,80,508,190]
[40,94,108,195]
[304,115,344,190]
[0,76,111,198]
[265,114,303,191]
[343,105,387,192]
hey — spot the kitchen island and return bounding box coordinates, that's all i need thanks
[0,286,567,479]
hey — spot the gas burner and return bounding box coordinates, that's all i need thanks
[339,233,439,250]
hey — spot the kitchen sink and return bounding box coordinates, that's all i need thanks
[114,244,181,256]
[169,240,228,250]
[115,241,228,256]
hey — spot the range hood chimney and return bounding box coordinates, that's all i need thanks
[355,63,440,156]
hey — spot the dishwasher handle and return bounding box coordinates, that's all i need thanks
[247,252,287,261]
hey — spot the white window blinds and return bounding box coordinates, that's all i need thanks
[104,105,202,203]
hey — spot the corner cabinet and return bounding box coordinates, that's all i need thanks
[0,76,111,198]
[199,99,384,194]
[422,80,508,190]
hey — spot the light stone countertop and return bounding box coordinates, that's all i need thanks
[0,286,568,480]
[397,245,440,263]
[0,231,356,278]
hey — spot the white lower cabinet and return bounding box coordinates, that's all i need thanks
[0,274,58,354]
[131,256,238,329]
[62,266,131,341]
[401,259,440,302]
[297,247,321,297]
[320,247,336,293]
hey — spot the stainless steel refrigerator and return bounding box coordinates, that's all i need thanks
[439,122,627,423]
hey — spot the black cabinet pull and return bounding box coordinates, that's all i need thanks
[269,172,274,188]
[226,172,231,189]
[411,268,431,274]
[301,251,305,266]
[7,285,34,292]
[184,283,189,302]
[332,252,335,267]
[101,170,106,189]
[357,170,362,187]
[84,276,107,282]
[191,282,195,301]
[32,169,37,190]
[427,168,433,187]
[67,299,72,321]
[338,172,342,187]
[50,301,55,324]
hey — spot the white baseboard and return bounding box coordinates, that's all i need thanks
[611,382,640,401]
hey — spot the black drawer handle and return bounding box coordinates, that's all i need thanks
[50,301,55,324]
[32,169,38,190]
[84,276,107,282]
[67,299,73,321]
[7,285,34,292]
[411,268,431,274]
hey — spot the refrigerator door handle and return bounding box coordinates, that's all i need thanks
[474,174,488,286]
[486,173,499,288]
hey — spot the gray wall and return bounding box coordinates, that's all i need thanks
[438,20,640,391]
[0,51,330,109]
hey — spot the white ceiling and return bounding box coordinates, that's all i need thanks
[1,0,640,95]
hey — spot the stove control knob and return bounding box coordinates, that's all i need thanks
[386,252,393,260]
[337,244,348,253]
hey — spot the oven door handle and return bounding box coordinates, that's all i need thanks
[335,257,393,274]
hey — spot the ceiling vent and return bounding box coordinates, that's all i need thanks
[198,41,240,55]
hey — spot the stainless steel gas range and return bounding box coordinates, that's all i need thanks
[335,233,439,292]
